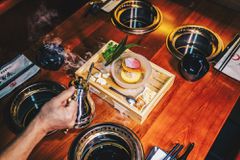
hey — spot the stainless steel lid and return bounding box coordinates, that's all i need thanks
[166,25,224,62]
[68,123,144,160]
[112,0,162,35]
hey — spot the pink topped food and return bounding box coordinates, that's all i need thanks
[124,58,141,69]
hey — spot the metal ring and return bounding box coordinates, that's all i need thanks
[166,25,224,62]
[111,0,162,35]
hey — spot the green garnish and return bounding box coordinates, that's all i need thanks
[102,42,117,62]
[102,35,141,66]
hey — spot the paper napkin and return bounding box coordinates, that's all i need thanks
[0,54,40,99]
[214,39,240,81]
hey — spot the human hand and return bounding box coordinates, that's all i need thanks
[36,86,77,134]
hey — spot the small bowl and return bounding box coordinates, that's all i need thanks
[166,25,224,62]
[36,43,65,71]
[179,53,210,81]
[112,0,162,35]
[68,123,144,160]
[111,52,152,89]
[10,81,65,134]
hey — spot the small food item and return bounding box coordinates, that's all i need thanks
[120,57,143,83]
[102,42,118,62]
[141,87,156,104]
[134,96,146,110]
[125,57,141,69]
[134,87,157,110]
[103,36,141,66]
[102,73,110,78]
[122,60,143,73]
[96,77,107,85]
[91,71,108,85]
[120,70,142,83]
[104,36,128,66]
[90,76,96,82]
[93,72,102,79]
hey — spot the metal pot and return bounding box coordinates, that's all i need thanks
[166,25,224,62]
[112,0,162,35]
[68,123,144,160]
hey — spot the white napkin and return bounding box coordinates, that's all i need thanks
[214,40,240,81]
[146,147,171,160]
[101,0,123,12]
[0,54,40,99]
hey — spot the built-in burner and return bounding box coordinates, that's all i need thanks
[166,25,224,62]
[68,123,144,160]
[10,81,65,134]
[111,0,162,35]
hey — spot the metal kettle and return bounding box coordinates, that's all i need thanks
[69,76,95,129]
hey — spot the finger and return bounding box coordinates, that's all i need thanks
[66,100,78,128]
[66,100,78,117]
[55,86,75,102]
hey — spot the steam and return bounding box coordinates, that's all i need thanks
[28,3,58,41]
[40,35,94,76]
[82,51,93,61]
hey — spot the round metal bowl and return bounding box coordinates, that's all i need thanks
[112,0,162,35]
[10,81,65,133]
[166,25,224,62]
[68,123,144,160]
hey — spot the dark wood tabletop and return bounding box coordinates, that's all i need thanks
[0,0,239,159]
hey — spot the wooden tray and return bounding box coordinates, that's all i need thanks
[76,41,175,124]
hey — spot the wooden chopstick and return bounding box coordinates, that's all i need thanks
[163,143,180,160]
[171,145,184,159]
[214,34,240,64]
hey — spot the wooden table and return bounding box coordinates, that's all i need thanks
[0,0,239,159]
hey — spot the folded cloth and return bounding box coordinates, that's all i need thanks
[214,37,240,82]
[0,54,40,99]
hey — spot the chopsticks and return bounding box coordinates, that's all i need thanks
[177,143,195,160]
[163,143,184,160]
[214,33,240,64]
[171,145,184,159]
[146,143,195,160]
[218,34,240,72]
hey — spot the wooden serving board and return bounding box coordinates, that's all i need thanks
[75,41,175,124]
